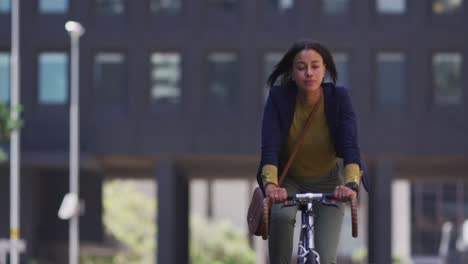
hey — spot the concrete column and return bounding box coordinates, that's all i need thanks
[249,180,267,264]
[368,159,392,264]
[253,236,268,264]
[156,158,189,264]
[392,180,411,263]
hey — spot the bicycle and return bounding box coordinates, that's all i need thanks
[282,192,359,264]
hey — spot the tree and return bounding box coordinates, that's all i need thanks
[101,179,255,264]
[0,102,22,161]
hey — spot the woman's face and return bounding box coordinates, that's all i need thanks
[291,49,326,92]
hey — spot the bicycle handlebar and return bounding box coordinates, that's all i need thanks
[286,192,334,201]
[286,192,358,238]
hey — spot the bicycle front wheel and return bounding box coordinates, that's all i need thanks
[305,251,319,264]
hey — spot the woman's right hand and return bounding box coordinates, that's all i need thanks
[265,183,288,203]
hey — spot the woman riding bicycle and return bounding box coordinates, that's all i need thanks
[257,40,368,264]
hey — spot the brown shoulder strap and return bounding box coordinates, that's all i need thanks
[278,92,322,186]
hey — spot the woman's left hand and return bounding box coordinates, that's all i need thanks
[333,185,357,202]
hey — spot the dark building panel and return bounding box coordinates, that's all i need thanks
[0,0,467,262]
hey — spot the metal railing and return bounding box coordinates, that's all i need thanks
[0,239,26,264]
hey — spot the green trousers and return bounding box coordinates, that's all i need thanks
[268,166,345,264]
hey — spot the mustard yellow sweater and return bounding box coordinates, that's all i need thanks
[262,95,361,187]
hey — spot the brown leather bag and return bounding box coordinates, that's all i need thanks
[247,187,269,239]
[247,93,322,240]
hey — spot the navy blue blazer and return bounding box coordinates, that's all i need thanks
[257,82,369,193]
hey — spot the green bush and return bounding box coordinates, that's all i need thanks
[102,180,156,264]
[101,179,255,264]
[80,255,114,264]
[190,216,255,264]
[351,247,411,264]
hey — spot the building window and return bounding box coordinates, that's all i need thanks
[323,0,350,15]
[332,52,350,89]
[94,53,126,103]
[465,185,468,217]
[38,52,68,104]
[0,0,10,13]
[412,183,468,255]
[412,184,439,255]
[207,52,239,109]
[0,53,9,102]
[433,53,462,105]
[39,0,69,14]
[207,0,238,11]
[96,0,125,15]
[272,0,294,12]
[150,53,181,105]
[264,52,282,85]
[442,184,457,219]
[323,53,349,89]
[432,0,463,14]
[377,52,405,105]
[376,0,406,14]
[150,0,182,13]
[263,52,282,99]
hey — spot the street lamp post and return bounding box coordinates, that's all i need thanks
[65,21,85,264]
[10,0,21,263]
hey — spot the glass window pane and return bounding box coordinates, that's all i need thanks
[39,52,68,104]
[207,0,238,11]
[264,52,282,100]
[264,52,282,85]
[207,52,239,108]
[272,0,294,12]
[421,186,438,222]
[332,52,350,89]
[39,0,68,14]
[0,0,10,13]
[150,53,181,105]
[94,53,125,102]
[377,0,406,14]
[442,184,458,219]
[433,53,462,105]
[96,0,125,15]
[377,52,405,105]
[432,0,463,14]
[411,184,442,255]
[323,0,350,15]
[464,184,468,217]
[150,0,182,13]
[0,53,9,102]
[411,183,468,255]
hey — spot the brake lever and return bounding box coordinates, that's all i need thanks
[282,201,298,208]
[321,198,338,208]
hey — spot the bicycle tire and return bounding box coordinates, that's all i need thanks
[304,253,318,264]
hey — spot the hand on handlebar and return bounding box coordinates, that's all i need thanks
[265,184,356,204]
[265,183,288,203]
[333,185,357,202]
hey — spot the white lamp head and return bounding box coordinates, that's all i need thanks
[65,21,85,36]
[58,193,79,220]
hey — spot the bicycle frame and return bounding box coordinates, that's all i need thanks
[286,193,336,264]
[297,202,320,264]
